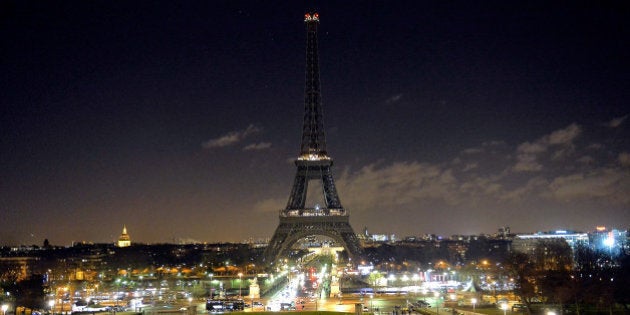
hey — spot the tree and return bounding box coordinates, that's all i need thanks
[539,270,575,313]
[532,239,572,272]
[503,252,536,315]
[367,271,383,288]
[531,240,574,309]
[613,254,630,311]
[574,244,619,313]
[14,274,47,313]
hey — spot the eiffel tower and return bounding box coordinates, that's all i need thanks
[263,12,363,264]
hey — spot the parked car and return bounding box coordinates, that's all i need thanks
[413,300,431,308]
[512,304,527,312]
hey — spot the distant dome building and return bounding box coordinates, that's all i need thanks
[117,225,131,247]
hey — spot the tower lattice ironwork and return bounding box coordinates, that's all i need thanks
[263,12,363,263]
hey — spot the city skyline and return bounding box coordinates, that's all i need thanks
[1,1,629,246]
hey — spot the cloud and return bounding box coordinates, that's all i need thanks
[202,124,261,149]
[513,123,581,172]
[462,163,478,172]
[577,156,595,164]
[551,147,575,161]
[335,162,461,211]
[462,148,483,154]
[586,143,603,150]
[607,115,628,128]
[385,94,403,104]
[548,169,630,204]
[203,133,240,148]
[458,175,504,199]
[499,177,548,202]
[517,142,547,154]
[482,140,505,147]
[513,153,543,172]
[243,142,272,151]
[333,123,625,209]
[548,123,581,145]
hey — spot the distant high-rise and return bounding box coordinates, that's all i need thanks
[117,225,131,247]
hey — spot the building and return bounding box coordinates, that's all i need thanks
[512,230,589,255]
[117,225,131,247]
[589,226,627,256]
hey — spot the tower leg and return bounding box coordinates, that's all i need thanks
[322,166,342,208]
[287,170,308,209]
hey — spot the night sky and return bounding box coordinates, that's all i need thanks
[1,1,629,246]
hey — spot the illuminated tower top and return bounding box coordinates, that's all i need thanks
[299,12,328,161]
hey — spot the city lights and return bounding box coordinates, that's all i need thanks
[1,6,628,315]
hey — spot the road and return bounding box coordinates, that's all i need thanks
[251,294,445,314]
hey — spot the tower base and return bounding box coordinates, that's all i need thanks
[263,214,363,264]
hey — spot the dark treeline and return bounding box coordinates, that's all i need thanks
[0,243,262,278]
[364,237,510,267]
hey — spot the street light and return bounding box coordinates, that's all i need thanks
[114,278,121,307]
[238,273,243,298]
[61,287,68,315]
[48,300,55,315]
[208,273,214,298]
[471,298,477,311]
[501,303,508,315]
[2,304,9,315]
[434,292,440,315]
